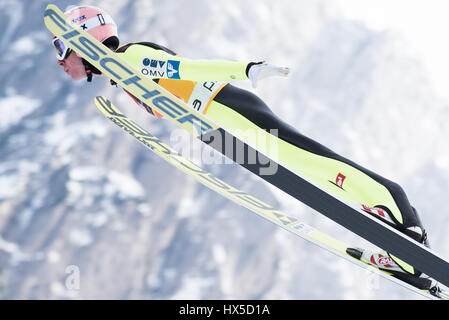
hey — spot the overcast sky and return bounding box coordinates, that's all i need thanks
[335,0,449,102]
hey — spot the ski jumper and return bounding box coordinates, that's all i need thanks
[115,42,426,274]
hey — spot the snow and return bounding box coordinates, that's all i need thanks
[69,166,107,182]
[0,161,41,200]
[170,276,215,300]
[107,171,145,199]
[67,167,145,206]
[0,174,21,200]
[0,235,44,266]
[0,0,23,50]
[69,228,93,247]
[335,0,449,102]
[84,212,109,228]
[0,95,41,131]
[47,251,61,264]
[43,112,107,154]
[10,36,35,56]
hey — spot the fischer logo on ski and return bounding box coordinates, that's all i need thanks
[44,7,213,136]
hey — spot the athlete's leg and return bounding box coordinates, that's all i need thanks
[212,84,426,241]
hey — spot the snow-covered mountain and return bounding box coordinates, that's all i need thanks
[1,0,449,299]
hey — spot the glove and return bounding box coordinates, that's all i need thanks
[247,61,290,88]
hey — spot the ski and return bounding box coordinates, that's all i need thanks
[94,95,448,300]
[44,4,449,288]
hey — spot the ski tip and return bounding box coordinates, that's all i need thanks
[45,3,55,11]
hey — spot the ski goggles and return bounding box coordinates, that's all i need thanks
[53,37,72,61]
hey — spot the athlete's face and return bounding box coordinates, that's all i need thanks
[57,51,86,80]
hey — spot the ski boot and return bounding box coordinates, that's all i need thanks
[350,205,445,297]
[346,247,442,296]
[361,205,428,243]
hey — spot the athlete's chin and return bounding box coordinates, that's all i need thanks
[70,73,86,81]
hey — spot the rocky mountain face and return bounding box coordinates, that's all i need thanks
[0,0,448,299]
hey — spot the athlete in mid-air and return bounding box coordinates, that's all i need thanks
[51,5,439,292]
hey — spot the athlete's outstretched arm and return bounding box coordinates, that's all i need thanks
[117,42,289,84]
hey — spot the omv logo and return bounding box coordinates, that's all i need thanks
[142,58,166,68]
[167,60,180,79]
[141,57,167,78]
